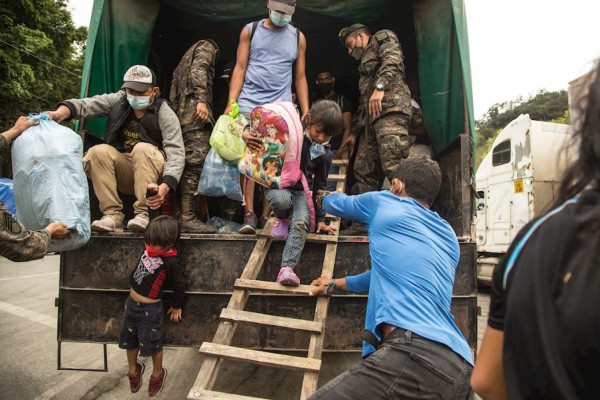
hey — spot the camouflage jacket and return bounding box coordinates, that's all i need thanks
[0,135,50,262]
[169,40,219,131]
[357,29,412,123]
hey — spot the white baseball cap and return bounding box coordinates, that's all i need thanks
[121,65,157,92]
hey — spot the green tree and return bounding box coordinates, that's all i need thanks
[475,90,569,168]
[0,0,87,132]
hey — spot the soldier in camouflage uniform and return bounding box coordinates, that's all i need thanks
[0,117,70,262]
[338,24,412,235]
[169,40,220,233]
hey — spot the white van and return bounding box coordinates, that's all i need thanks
[475,114,571,284]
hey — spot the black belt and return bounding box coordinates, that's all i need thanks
[362,327,424,349]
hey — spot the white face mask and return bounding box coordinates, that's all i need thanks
[127,94,151,110]
[269,10,292,27]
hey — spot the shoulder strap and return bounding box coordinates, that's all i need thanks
[250,20,260,46]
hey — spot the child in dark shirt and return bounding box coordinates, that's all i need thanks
[118,215,183,397]
[243,100,343,286]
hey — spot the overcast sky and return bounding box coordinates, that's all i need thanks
[67,0,600,120]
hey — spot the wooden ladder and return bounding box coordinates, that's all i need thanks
[187,159,348,400]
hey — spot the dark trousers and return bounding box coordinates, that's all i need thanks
[308,329,473,400]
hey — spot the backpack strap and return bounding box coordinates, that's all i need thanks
[250,20,260,46]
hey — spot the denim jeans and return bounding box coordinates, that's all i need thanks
[308,329,473,400]
[264,188,310,269]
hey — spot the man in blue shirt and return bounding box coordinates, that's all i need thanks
[309,156,473,400]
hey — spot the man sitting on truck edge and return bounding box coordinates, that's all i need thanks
[169,39,220,233]
[338,23,413,236]
[309,156,473,400]
[47,65,185,233]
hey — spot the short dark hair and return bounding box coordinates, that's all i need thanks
[391,156,441,205]
[309,99,343,138]
[144,215,180,247]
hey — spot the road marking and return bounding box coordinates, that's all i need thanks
[0,271,59,281]
[34,345,123,400]
[0,301,57,328]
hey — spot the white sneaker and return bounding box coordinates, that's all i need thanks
[91,215,123,232]
[127,213,149,232]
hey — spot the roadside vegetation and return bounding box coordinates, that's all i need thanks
[475,90,569,167]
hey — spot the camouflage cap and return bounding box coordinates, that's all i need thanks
[338,23,367,45]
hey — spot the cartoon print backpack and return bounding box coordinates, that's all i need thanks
[238,101,315,232]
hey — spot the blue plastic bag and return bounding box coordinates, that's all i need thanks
[11,114,90,252]
[0,178,16,218]
[197,149,243,201]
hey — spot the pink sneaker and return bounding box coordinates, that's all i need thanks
[276,266,300,286]
[271,218,290,240]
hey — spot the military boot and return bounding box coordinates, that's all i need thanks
[179,194,216,233]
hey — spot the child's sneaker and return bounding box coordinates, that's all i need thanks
[238,212,258,234]
[148,368,167,397]
[127,362,145,393]
[276,266,300,286]
[271,218,290,240]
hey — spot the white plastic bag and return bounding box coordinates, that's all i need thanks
[12,115,90,252]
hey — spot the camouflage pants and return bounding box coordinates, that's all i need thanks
[354,112,410,193]
[180,126,212,197]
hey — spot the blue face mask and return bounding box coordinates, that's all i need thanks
[127,94,151,110]
[269,10,292,27]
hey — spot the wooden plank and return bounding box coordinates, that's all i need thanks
[189,234,274,393]
[301,223,341,399]
[306,233,338,243]
[326,174,346,182]
[188,390,267,400]
[331,159,349,166]
[199,343,322,373]
[255,231,338,244]
[220,309,322,334]
[235,279,317,295]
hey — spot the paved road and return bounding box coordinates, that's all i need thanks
[0,255,489,399]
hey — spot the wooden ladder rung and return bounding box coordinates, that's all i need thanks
[199,343,321,373]
[306,233,338,243]
[255,231,338,244]
[326,174,346,182]
[235,278,316,295]
[220,309,322,334]
[331,159,349,166]
[188,389,268,399]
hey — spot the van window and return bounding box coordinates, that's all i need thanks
[492,140,511,166]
